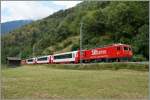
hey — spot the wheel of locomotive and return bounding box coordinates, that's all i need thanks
[115,58,120,62]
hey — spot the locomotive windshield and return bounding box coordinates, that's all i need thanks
[54,53,72,59]
[124,47,128,50]
[124,46,132,51]
[129,47,131,51]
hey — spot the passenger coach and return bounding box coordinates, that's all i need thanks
[26,58,36,64]
[52,51,78,64]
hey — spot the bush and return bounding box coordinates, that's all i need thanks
[71,43,79,51]
[63,41,72,48]
[45,63,149,71]
[132,55,147,62]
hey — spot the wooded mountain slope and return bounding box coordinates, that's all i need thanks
[1,1,149,63]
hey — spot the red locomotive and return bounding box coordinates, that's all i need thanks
[23,43,133,64]
[76,43,133,63]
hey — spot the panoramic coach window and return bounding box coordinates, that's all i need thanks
[54,53,72,59]
[37,57,48,61]
[28,59,33,62]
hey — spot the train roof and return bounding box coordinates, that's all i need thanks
[96,43,131,48]
[7,57,21,60]
[53,51,77,56]
[36,55,51,58]
[86,43,131,50]
[26,57,37,60]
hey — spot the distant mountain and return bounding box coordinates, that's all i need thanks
[1,20,32,35]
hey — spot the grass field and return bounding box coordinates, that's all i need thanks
[2,64,148,100]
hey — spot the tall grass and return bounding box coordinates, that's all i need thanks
[44,63,149,71]
[2,65,148,99]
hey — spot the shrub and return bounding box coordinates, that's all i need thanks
[132,55,147,62]
[71,43,80,51]
[63,41,72,48]
[45,63,149,71]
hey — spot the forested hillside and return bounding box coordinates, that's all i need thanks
[1,1,149,64]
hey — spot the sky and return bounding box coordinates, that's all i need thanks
[1,1,82,23]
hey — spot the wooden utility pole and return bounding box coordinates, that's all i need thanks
[80,21,83,64]
[32,44,35,57]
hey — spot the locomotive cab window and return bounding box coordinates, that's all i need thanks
[129,47,131,51]
[124,47,128,50]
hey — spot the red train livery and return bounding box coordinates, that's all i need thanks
[77,43,133,63]
[23,43,133,65]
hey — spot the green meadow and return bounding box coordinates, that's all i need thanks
[2,64,148,100]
